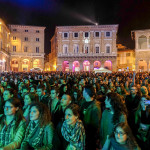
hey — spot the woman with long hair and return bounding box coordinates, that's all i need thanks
[102,122,140,150]
[53,103,85,150]
[21,102,53,150]
[100,92,128,147]
[0,98,26,149]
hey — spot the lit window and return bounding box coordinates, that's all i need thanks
[106,46,110,53]
[24,47,28,52]
[36,38,39,42]
[13,29,17,32]
[25,37,28,41]
[95,32,100,37]
[36,47,39,53]
[13,46,16,52]
[85,32,89,37]
[13,36,16,40]
[106,32,111,37]
[64,33,68,38]
[74,32,78,37]
[96,46,99,53]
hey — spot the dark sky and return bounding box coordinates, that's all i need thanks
[1,0,150,54]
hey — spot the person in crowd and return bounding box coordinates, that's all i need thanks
[53,103,85,150]
[36,84,49,105]
[23,92,38,122]
[59,84,68,98]
[48,87,61,127]
[0,98,26,149]
[30,84,37,94]
[102,122,140,150]
[100,92,128,147]
[3,88,14,102]
[125,86,141,130]
[71,88,83,106]
[21,102,54,150]
[81,84,101,150]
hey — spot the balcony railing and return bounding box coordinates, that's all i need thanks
[57,52,117,57]
[10,52,45,57]
[0,48,9,55]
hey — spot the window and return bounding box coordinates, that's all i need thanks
[106,32,111,37]
[63,32,68,38]
[84,45,89,53]
[25,30,28,32]
[36,47,39,53]
[126,53,130,56]
[74,32,78,38]
[36,38,39,42]
[13,46,16,52]
[24,47,28,52]
[36,30,40,33]
[13,36,16,40]
[95,32,100,37]
[63,45,68,54]
[106,46,110,53]
[13,29,17,32]
[85,32,89,37]
[96,46,99,53]
[73,44,79,53]
[25,37,28,41]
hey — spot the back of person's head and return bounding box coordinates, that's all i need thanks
[37,84,45,91]
[84,84,95,98]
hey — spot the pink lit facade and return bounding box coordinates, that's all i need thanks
[49,25,118,72]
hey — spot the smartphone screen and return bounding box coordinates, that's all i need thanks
[145,100,150,105]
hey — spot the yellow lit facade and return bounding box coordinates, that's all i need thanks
[49,25,118,72]
[117,44,135,71]
[9,25,45,72]
[0,18,10,72]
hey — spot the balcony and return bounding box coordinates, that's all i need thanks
[57,52,117,57]
[10,52,45,57]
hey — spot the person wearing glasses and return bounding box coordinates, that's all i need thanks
[0,98,26,150]
[102,123,140,150]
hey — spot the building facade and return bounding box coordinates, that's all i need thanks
[117,44,135,71]
[49,25,118,72]
[0,18,10,72]
[9,25,45,72]
[132,29,150,72]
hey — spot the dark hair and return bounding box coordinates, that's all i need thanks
[106,92,128,124]
[65,103,80,118]
[51,86,59,94]
[29,102,51,127]
[4,88,14,96]
[24,92,38,102]
[114,122,139,149]
[37,84,45,91]
[4,98,23,129]
[84,84,95,97]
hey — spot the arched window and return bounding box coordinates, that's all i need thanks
[73,44,79,53]
[63,44,68,54]
[138,35,147,49]
[105,44,111,53]
[95,44,100,53]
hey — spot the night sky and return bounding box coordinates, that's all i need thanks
[1,0,150,54]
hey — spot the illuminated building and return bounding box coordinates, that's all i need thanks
[9,25,45,72]
[132,29,150,72]
[49,25,118,72]
[0,18,10,72]
[117,44,135,71]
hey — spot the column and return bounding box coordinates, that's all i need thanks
[147,61,149,72]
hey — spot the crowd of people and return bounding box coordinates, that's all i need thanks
[0,71,150,150]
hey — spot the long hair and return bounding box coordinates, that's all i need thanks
[114,122,139,149]
[107,92,128,124]
[4,98,24,129]
[29,102,51,127]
